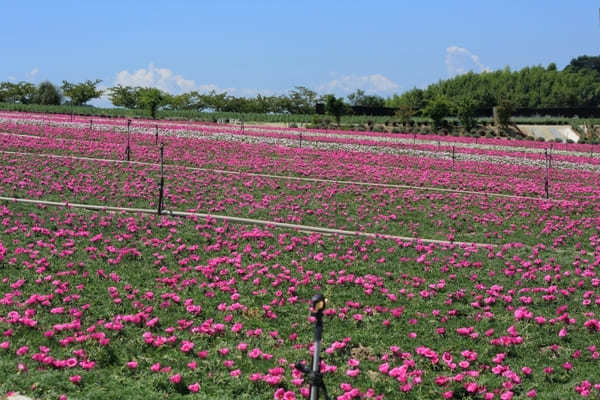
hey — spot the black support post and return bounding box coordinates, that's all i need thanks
[158,143,165,215]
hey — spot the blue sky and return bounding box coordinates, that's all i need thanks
[2,0,599,100]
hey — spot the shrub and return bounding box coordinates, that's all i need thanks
[34,81,62,105]
[423,95,452,130]
[494,99,514,129]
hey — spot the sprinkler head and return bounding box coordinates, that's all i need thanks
[310,293,326,316]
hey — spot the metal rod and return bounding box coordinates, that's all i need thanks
[126,119,132,161]
[310,293,325,400]
[544,149,549,199]
[158,143,165,215]
[155,124,159,145]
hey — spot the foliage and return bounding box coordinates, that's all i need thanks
[494,98,514,129]
[394,104,416,125]
[423,95,452,130]
[137,87,167,119]
[325,94,346,125]
[391,56,600,112]
[61,79,103,106]
[286,86,318,114]
[563,55,600,74]
[347,89,385,108]
[108,85,139,109]
[0,81,37,104]
[386,88,424,110]
[455,96,477,131]
[34,81,62,105]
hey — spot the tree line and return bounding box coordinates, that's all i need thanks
[1,55,600,122]
[387,55,600,111]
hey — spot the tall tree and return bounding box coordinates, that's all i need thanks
[288,86,318,114]
[324,94,346,125]
[347,89,385,107]
[34,81,62,105]
[137,87,167,119]
[423,95,452,130]
[108,85,139,109]
[0,82,36,104]
[61,79,103,106]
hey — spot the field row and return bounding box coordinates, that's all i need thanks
[1,202,599,399]
[0,153,597,248]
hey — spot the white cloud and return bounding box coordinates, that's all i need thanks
[25,68,39,81]
[445,46,491,77]
[7,76,16,82]
[114,63,196,93]
[317,73,400,95]
[112,63,274,97]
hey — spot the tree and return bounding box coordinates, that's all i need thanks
[564,55,600,74]
[61,79,103,106]
[347,89,385,108]
[423,95,452,130]
[34,81,62,105]
[137,87,167,119]
[108,85,139,109]
[455,97,477,132]
[324,94,346,125]
[287,86,318,114]
[494,98,514,130]
[0,82,36,104]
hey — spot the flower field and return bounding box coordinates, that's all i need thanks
[1,112,600,399]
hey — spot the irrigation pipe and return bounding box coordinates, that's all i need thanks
[0,196,498,249]
[0,149,568,204]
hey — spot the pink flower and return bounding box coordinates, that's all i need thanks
[558,327,567,337]
[219,347,230,356]
[16,346,29,356]
[348,358,359,367]
[0,341,9,350]
[197,350,208,359]
[248,348,262,359]
[127,361,138,369]
[346,369,360,377]
[465,382,478,393]
[150,362,161,372]
[188,382,200,392]
[378,363,390,374]
[69,375,81,384]
[230,369,241,377]
[170,374,181,384]
[527,389,537,397]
